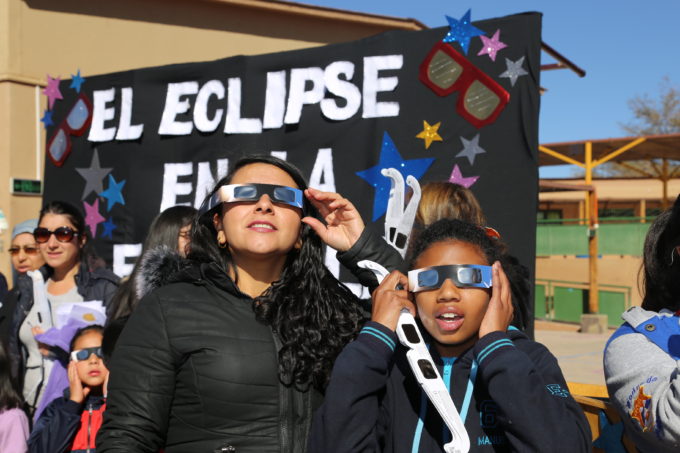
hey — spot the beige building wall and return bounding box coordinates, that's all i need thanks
[0,0,424,283]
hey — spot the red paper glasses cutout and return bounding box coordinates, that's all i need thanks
[46,93,93,167]
[419,41,509,128]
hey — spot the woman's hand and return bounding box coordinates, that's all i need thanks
[31,326,51,357]
[68,361,90,404]
[371,271,414,331]
[302,188,365,252]
[478,261,514,338]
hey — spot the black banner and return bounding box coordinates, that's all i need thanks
[43,12,541,299]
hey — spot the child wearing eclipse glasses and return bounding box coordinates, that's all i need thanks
[28,325,108,453]
[309,219,591,452]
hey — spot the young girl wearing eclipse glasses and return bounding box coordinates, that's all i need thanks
[98,156,402,453]
[309,219,591,453]
[29,325,109,453]
[6,201,118,418]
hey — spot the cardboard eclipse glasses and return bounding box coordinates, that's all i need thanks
[201,183,304,214]
[408,264,492,293]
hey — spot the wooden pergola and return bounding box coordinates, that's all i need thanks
[539,133,680,313]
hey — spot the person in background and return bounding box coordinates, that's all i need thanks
[414,181,530,332]
[0,220,45,345]
[28,325,108,453]
[0,340,29,453]
[7,201,118,417]
[102,205,197,364]
[604,194,680,452]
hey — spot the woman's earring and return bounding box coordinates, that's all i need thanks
[217,231,227,249]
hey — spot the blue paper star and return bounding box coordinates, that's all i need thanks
[593,411,627,453]
[442,10,485,55]
[357,132,434,221]
[40,110,54,128]
[99,174,126,211]
[101,218,117,239]
[70,69,85,93]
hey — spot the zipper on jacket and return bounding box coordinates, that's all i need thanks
[87,403,92,453]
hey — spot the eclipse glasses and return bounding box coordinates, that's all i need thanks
[200,183,304,215]
[70,346,104,362]
[408,264,492,293]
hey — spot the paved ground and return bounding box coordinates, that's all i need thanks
[534,320,615,387]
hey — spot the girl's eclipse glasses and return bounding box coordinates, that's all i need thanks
[408,264,492,293]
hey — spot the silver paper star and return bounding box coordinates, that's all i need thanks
[499,56,528,87]
[75,149,113,200]
[456,134,486,165]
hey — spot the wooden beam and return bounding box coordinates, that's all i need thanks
[539,146,585,168]
[591,137,647,167]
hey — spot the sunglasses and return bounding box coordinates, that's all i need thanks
[70,346,103,362]
[33,226,80,244]
[201,184,304,214]
[419,41,509,128]
[8,245,40,256]
[408,264,492,293]
[396,311,470,451]
[46,93,93,167]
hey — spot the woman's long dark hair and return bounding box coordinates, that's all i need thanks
[408,218,521,316]
[39,200,93,272]
[0,340,23,410]
[641,195,680,312]
[190,155,363,391]
[107,206,197,320]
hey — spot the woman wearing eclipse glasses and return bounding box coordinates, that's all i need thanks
[98,155,401,453]
[309,219,590,453]
[6,201,119,417]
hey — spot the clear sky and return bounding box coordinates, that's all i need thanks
[299,1,680,177]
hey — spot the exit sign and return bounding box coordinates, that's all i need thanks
[11,178,42,196]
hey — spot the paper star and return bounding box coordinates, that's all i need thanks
[40,110,54,128]
[442,10,484,55]
[456,134,486,165]
[500,56,528,87]
[593,411,627,453]
[99,174,126,211]
[70,69,85,93]
[478,29,507,61]
[449,164,479,188]
[416,121,443,149]
[101,218,117,240]
[43,75,63,110]
[357,132,434,221]
[75,149,113,200]
[83,199,106,237]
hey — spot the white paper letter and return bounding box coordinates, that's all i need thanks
[116,87,144,140]
[309,148,336,192]
[322,61,361,121]
[194,80,225,133]
[263,71,287,129]
[88,88,117,142]
[224,78,262,134]
[160,162,193,211]
[363,55,403,118]
[158,81,199,135]
[113,243,142,278]
[284,67,325,125]
[194,158,229,208]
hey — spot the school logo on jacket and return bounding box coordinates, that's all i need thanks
[629,386,652,431]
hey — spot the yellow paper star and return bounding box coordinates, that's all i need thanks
[416,121,443,149]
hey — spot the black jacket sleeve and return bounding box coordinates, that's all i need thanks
[336,228,404,293]
[308,321,395,453]
[28,397,82,453]
[97,292,176,452]
[472,332,592,452]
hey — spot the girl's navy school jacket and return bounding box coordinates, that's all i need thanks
[309,322,591,452]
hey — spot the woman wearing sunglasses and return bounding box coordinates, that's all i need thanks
[7,201,119,417]
[98,155,401,453]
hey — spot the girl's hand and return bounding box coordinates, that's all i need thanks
[478,261,514,338]
[302,188,365,252]
[68,361,90,404]
[371,271,414,331]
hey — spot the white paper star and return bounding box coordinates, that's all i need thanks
[499,56,528,87]
[456,134,486,165]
